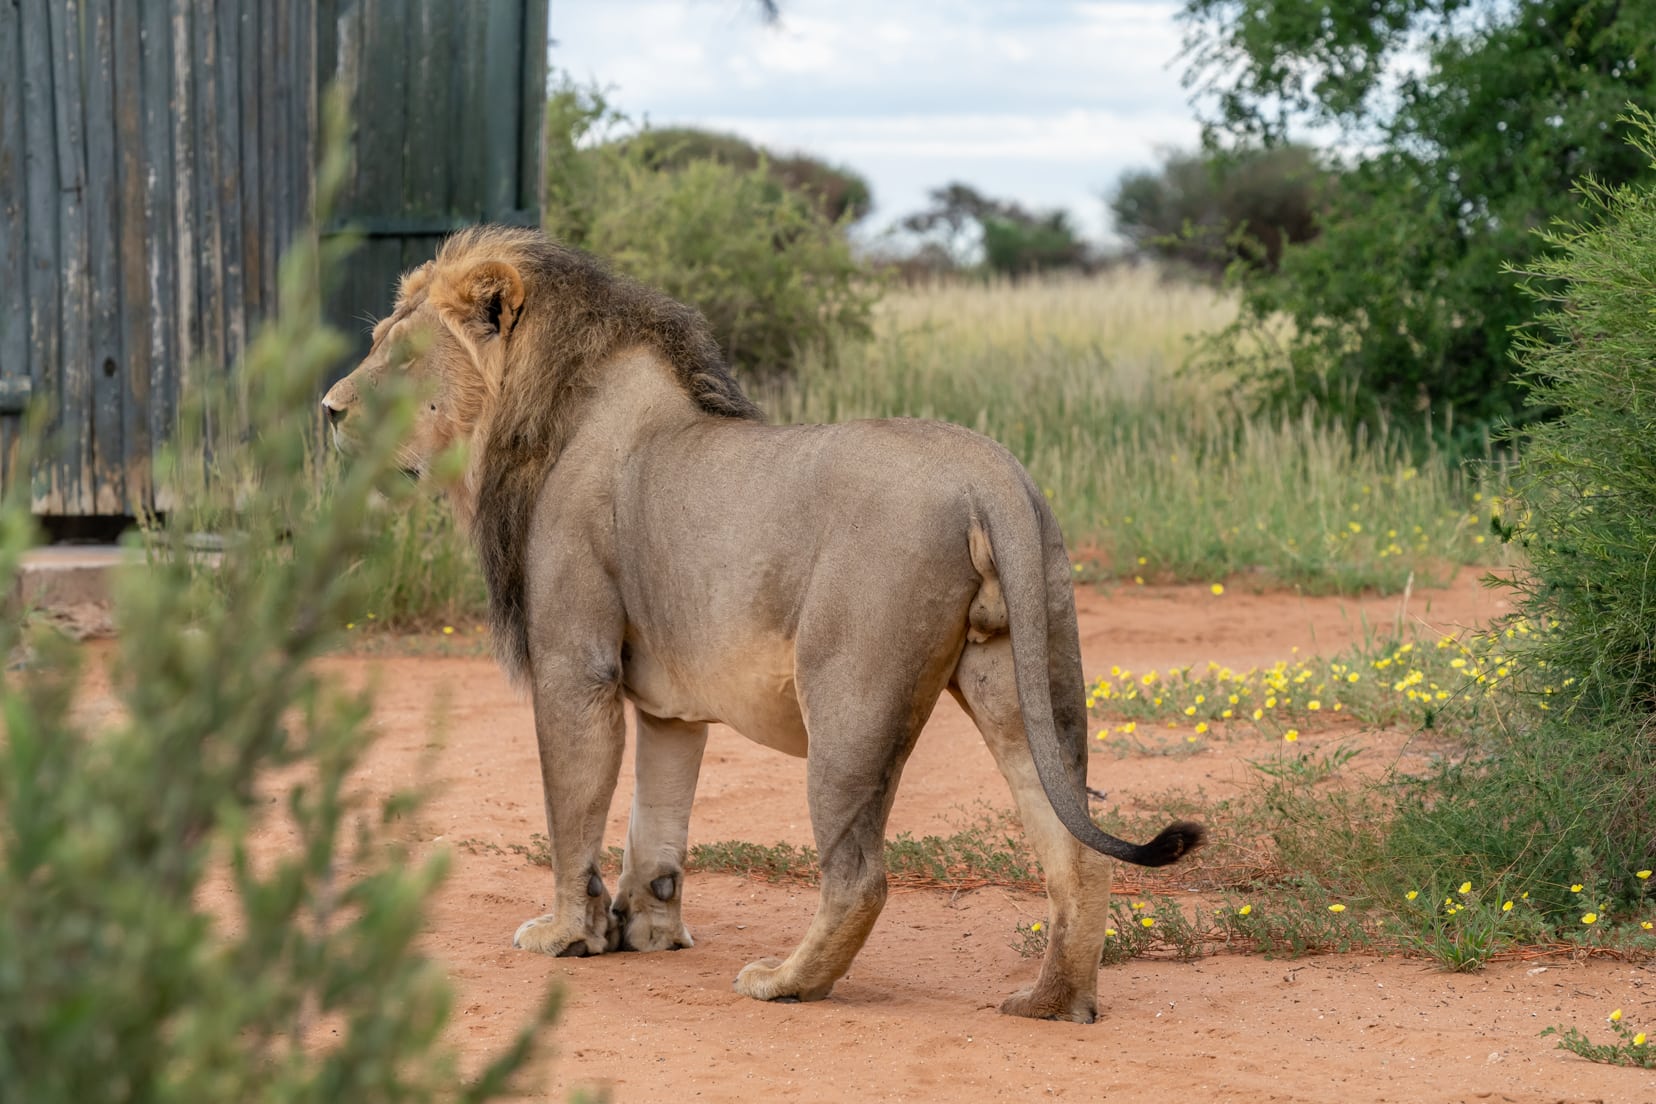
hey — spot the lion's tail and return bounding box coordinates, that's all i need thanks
[979,479,1205,869]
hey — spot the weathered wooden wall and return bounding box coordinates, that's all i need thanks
[0,0,546,516]
[317,0,547,372]
[1,0,316,515]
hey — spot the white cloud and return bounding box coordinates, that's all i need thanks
[550,0,1199,242]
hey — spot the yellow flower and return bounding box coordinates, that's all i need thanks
[1131,901,1146,911]
[1640,870,1653,880]
[1238,904,1252,916]
[1251,708,1264,721]
[1030,921,1043,932]
[1571,884,1584,893]
[1583,912,1599,925]
[345,622,356,630]
[1502,901,1514,912]
[1328,903,1346,913]
[1211,583,1225,596]
[1140,917,1155,928]
[1405,890,1419,901]
[1307,700,1321,711]
[1458,882,1472,895]
[1642,921,1653,932]
[1195,722,1209,735]
[1637,1033,1648,1047]
[1105,928,1117,937]
[1610,1008,1623,1022]
[1183,705,1197,716]
[1284,729,1299,742]
[442,625,455,635]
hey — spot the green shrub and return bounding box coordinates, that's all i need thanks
[1109,145,1330,275]
[1181,0,1656,451]
[543,76,877,383]
[0,101,554,1102]
[900,182,1088,275]
[619,125,872,225]
[1506,114,1656,720]
[1255,116,1656,925]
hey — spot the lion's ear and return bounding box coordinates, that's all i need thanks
[431,260,526,342]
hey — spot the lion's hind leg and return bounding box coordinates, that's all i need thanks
[952,636,1109,1023]
[732,642,951,1004]
[613,712,706,951]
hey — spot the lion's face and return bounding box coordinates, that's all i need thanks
[321,258,525,480]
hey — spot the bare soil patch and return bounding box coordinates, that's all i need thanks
[162,571,1656,1100]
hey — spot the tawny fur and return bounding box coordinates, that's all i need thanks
[395,227,761,680]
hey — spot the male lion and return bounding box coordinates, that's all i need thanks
[322,226,1203,1023]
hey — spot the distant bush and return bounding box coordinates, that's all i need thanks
[901,183,1090,276]
[544,77,877,383]
[1109,145,1329,275]
[620,126,872,225]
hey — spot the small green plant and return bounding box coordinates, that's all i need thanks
[1545,1009,1656,1069]
[543,74,876,384]
[1088,621,1540,748]
[1388,880,1551,972]
[0,95,555,1102]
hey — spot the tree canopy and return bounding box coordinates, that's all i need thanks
[1178,0,1656,446]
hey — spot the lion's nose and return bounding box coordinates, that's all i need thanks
[321,399,345,427]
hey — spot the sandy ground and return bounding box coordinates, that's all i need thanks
[110,571,1656,1101]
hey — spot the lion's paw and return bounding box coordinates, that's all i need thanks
[512,913,608,958]
[732,957,831,1003]
[611,873,693,952]
[998,983,1097,1024]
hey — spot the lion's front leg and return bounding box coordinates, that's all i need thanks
[612,712,706,951]
[512,647,626,959]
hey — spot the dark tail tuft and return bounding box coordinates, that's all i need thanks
[1129,820,1206,867]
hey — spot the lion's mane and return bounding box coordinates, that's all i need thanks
[432,227,762,680]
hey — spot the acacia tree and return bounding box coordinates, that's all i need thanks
[1180,0,1656,449]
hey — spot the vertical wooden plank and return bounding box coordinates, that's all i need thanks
[213,0,244,381]
[169,0,196,412]
[192,0,226,424]
[85,0,126,513]
[269,0,291,286]
[0,0,25,495]
[480,0,518,218]
[402,0,447,220]
[455,4,487,219]
[141,0,177,510]
[113,0,153,510]
[294,0,316,244]
[46,0,91,513]
[236,1,261,338]
[517,0,548,217]
[257,0,279,313]
[355,0,408,220]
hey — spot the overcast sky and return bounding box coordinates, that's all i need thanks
[547,1,1200,246]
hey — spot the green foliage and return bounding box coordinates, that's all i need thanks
[1110,144,1330,274]
[1181,0,1656,449]
[543,76,876,382]
[776,272,1506,591]
[1505,114,1656,721]
[1545,1010,1656,1068]
[619,126,872,225]
[0,101,555,1102]
[1390,880,1552,972]
[901,183,1089,275]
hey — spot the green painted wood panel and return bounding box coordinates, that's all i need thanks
[1,0,546,515]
